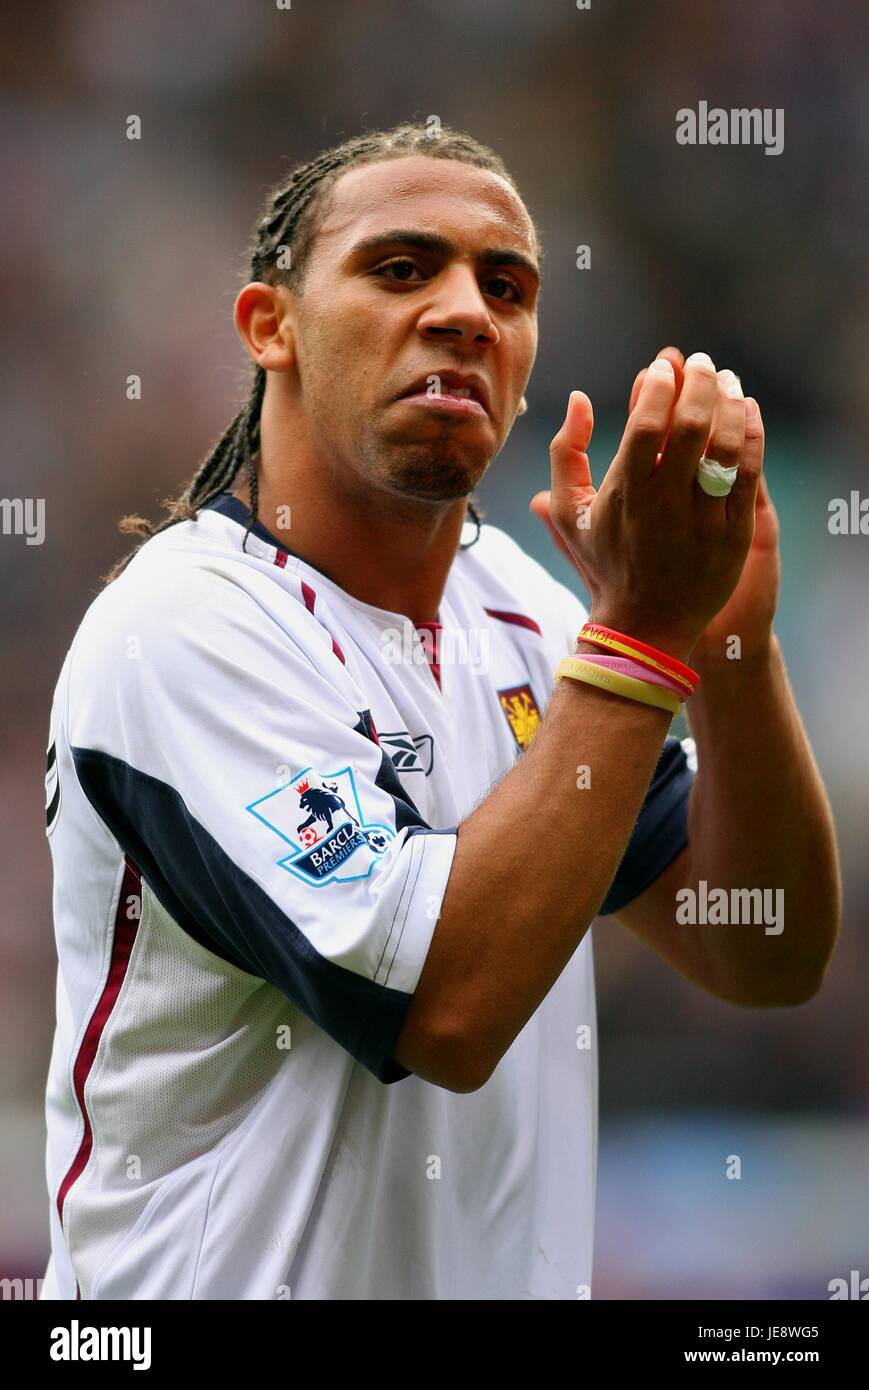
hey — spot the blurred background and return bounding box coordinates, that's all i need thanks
[1,0,866,1299]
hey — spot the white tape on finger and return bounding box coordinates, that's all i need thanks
[697,455,739,497]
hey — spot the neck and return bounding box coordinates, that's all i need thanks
[232,400,475,626]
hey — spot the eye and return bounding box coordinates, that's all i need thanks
[374,257,425,283]
[372,258,525,303]
[483,275,523,303]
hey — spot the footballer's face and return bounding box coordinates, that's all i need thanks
[290,155,540,503]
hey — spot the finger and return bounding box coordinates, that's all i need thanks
[613,357,678,482]
[725,396,764,527]
[628,347,685,415]
[756,469,773,514]
[628,367,647,415]
[549,389,594,485]
[548,389,594,499]
[658,350,719,488]
[695,368,746,503]
[655,347,685,458]
[655,345,685,399]
[546,390,596,538]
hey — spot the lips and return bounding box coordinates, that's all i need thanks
[397,370,490,415]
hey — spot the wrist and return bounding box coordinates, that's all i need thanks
[692,633,779,679]
[583,613,697,668]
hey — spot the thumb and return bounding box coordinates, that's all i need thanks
[549,390,594,494]
[549,389,596,536]
[531,391,596,560]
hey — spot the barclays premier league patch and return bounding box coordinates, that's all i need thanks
[246,766,394,886]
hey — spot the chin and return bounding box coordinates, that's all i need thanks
[376,441,490,503]
[391,462,484,503]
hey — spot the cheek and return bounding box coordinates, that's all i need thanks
[514,323,537,380]
[298,343,383,448]
[496,322,535,393]
[304,302,384,390]
[300,334,362,410]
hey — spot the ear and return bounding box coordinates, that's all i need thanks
[234,282,297,372]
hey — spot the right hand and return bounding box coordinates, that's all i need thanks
[530,349,762,663]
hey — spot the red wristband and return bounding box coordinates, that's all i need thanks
[578,623,699,692]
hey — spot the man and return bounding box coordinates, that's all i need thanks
[41,124,839,1300]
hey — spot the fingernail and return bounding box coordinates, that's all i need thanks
[745,397,760,424]
[721,370,744,399]
[648,357,674,377]
[685,351,715,371]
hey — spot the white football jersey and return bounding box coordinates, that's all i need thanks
[40,492,696,1300]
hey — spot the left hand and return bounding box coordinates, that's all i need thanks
[629,349,780,667]
[530,346,782,666]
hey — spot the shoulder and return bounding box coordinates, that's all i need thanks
[73,531,265,669]
[66,522,355,725]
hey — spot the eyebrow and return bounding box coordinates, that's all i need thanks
[346,229,542,285]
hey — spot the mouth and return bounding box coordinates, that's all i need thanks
[395,370,490,418]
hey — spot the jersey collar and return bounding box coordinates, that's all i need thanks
[200,492,290,552]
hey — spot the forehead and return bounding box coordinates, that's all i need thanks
[312,154,539,262]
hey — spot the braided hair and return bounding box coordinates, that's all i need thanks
[105,122,533,584]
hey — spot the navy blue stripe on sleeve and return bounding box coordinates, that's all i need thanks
[71,745,430,1084]
[597,735,695,916]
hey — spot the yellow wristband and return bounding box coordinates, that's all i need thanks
[555,656,681,716]
[575,629,694,694]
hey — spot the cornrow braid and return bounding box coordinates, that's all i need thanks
[105,122,527,584]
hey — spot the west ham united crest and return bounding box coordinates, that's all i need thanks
[247,766,394,887]
[497,683,541,751]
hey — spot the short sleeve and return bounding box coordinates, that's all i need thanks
[66,565,457,1084]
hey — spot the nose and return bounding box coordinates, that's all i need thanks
[416,264,500,345]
